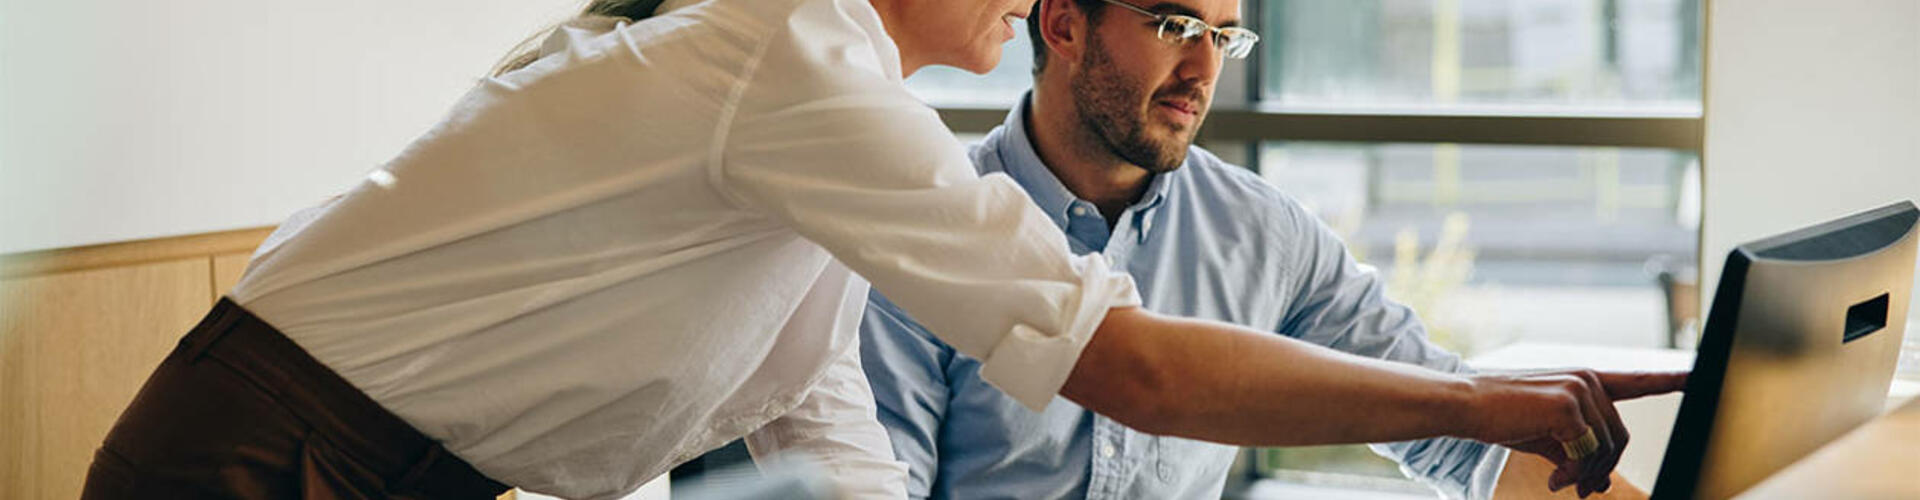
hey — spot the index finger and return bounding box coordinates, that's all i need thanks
[1596,371,1689,401]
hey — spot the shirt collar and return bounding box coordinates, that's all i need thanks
[538,15,629,59]
[992,93,1175,234]
[537,0,708,58]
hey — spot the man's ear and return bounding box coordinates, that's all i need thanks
[1038,0,1087,70]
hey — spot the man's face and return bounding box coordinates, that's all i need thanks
[1068,0,1240,173]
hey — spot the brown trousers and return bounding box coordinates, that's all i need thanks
[82,299,510,499]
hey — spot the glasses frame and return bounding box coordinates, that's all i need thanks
[1094,0,1261,59]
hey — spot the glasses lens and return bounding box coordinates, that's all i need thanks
[1220,28,1258,59]
[1159,16,1207,42]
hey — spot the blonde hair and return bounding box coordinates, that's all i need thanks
[491,0,669,76]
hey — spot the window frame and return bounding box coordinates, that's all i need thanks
[937,106,1702,150]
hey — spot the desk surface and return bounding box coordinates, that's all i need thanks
[1737,395,1920,499]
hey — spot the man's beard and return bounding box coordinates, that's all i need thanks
[1068,31,1204,173]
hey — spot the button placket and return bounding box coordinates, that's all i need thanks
[1089,418,1128,498]
[1066,205,1111,253]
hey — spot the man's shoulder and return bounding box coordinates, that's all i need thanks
[1175,147,1315,227]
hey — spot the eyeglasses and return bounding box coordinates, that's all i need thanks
[1095,0,1260,59]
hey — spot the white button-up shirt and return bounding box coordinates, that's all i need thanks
[226,0,1140,498]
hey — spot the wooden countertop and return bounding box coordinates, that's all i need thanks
[1737,394,1920,499]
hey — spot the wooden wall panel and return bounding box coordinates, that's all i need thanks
[212,252,253,300]
[1,227,274,280]
[0,228,649,500]
[0,258,213,499]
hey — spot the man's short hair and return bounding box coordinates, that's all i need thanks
[1028,0,1108,75]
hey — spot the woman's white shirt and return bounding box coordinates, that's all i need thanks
[225,0,1140,498]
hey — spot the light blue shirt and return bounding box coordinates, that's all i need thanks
[858,97,1509,500]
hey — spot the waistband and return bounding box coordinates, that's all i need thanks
[181,297,509,498]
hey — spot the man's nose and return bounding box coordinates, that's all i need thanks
[1176,35,1226,87]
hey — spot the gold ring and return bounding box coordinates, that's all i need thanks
[1561,427,1600,461]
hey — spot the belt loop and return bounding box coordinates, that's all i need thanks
[184,298,244,362]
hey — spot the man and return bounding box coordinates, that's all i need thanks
[860,0,1646,498]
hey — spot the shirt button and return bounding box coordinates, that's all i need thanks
[1073,206,1090,216]
[1100,443,1117,458]
[1157,462,1174,482]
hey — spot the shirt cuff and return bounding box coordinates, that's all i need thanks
[1464,444,1512,500]
[975,252,1141,412]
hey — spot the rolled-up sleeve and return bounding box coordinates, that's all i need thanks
[714,0,1139,411]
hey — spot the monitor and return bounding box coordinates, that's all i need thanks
[1651,200,1918,500]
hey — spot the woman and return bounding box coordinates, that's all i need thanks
[83,0,1671,498]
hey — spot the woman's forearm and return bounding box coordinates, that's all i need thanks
[1062,307,1688,496]
[1060,307,1479,446]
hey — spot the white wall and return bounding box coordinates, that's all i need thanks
[1700,0,1920,308]
[0,0,581,254]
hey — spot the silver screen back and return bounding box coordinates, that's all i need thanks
[1651,200,1918,500]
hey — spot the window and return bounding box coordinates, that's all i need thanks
[1262,142,1699,353]
[1263,0,1701,114]
[905,0,1712,496]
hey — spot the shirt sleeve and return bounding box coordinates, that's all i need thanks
[1274,202,1465,371]
[857,291,956,499]
[1268,199,1506,499]
[715,0,1139,412]
[744,340,909,500]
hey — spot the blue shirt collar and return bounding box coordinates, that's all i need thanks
[990,94,1173,236]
